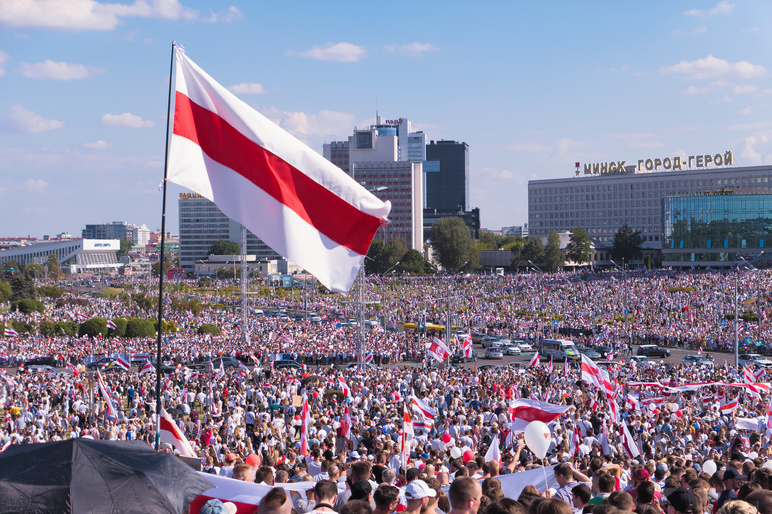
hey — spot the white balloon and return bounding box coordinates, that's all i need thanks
[450,447,462,459]
[703,460,717,475]
[763,460,772,470]
[524,420,551,459]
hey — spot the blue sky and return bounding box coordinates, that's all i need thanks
[3,0,772,238]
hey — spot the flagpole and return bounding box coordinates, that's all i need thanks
[154,40,176,450]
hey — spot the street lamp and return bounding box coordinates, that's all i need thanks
[445,261,468,350]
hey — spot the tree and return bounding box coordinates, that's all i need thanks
[565,227,592,264]
[399,249,435,275]
[366,239,406,275]
[2,260,20,275]
[116,239,132,259]
[544,230,564,272]
[46,254,61,280]
[10,274,35,302]
[430,218,479,272]
[521,237,545,268]
[79,317,108,338]
[208,240,240,255]
[0,278,11,303]
[611,224,643,264]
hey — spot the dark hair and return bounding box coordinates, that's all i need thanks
[598,472,616,494]
[314,479,339,503]
[259,487,288,514]
[637,481,656,505]
[373,485,400,510]
[605,491,635,512]
[484,499,526,514]
[572,484,592,504]
[449,476,480,510]
[339,500,373,514]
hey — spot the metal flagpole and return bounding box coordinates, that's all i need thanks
[154,41,176,450]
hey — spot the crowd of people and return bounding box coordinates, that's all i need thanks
[2,268,772,514]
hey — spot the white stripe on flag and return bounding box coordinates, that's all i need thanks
[168,48,391,294]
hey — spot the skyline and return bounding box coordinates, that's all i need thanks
[3,1,772,239]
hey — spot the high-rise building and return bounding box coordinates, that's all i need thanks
[425,140,470,211]
[82,222,150,246]
[178,193,281,272]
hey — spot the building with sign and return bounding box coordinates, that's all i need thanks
[0,239,121,273]
[663,192,772,267]
[178,194,282,272]
[82,221,150,246]
[528,154,772,266]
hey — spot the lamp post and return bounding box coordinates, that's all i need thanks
[446,261,468,351]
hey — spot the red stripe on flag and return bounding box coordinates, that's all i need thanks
[173,92,381,256]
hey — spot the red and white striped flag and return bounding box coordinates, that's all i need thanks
[96,371,118,421]
[765,396,772,431]
[340,405,351,440]
[529,352,540,367]
[65,362,78,374]
[697,347,703,355]
[159,407,198,457]
[3,328,18,338]
[605,350,614,362]
[571,426,581,458]
[427,337,451,362]
[401,407,414,468]
[114,356,130,371]
[106,320,117,330]
[300,394,310,456]
[509,398,572,423]
[168,47,390,294]
[619,422,641,458]
[410,395,437,419]
[720,399,738,414]
[463,334,473,359]
[413,419,433,432]
[363,352,374,364]
[76,313,88,321]
[139,360,155,375]
[564,358,570,377]
[547,356,553,374]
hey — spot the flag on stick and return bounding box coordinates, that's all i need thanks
[168,47,391,294]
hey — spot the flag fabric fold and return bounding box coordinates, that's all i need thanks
[168,47,391,294]
[159,407,198,457]
[509,398,572,423]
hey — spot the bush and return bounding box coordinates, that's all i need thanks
[125,317,156,338]
[79,317,107,338]
[12,299,45,315]
[110,318,128,337]
[154,319,177,334]
[198,324,221,335]
[37,285,64,299]
[10,321,33,335]
[58,321,79,337]
[198,277,212,288]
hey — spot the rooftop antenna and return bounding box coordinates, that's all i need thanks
[376,98,380,125]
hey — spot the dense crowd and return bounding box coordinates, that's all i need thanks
[2,269,772,514]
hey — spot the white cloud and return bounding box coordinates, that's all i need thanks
[201,5,242,23]
[476,167,522,183]
[383,42,439,57]
[23,178,49,191]
[740,135,767,165]
[100,112,154,128]
[20,60,104,80]
[555,138,582,157]
[0,0,242,30]
[0,50,9,77]
[289,42,366,62]
[227,82,264,95]
[738,105,753,115]
[684,1,734,17]
[84,140,112,149]
[661,55,766,80]
[2,105,64,132]
[681,85,716,95]
[732,85,757,94]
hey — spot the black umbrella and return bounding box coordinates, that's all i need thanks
[0,438,213,514]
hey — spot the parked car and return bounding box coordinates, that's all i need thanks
[480,336,500,348]
[275,360,305,370]
[683,354,715,367]
[471,332,487,344]
[485,348,504,359]
[738,353,772,368]
[637,345,671,358]
[628,355,653,365]
[25,365,63,375]
[577,346,601,360]
[478,364,502,372]
[24,356,58,367]
[85,357,115,370]
[513,340,533,352]
[450,352,472,364]
[595,346,614,359]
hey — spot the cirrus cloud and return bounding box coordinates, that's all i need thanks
[84,140,112,149]
[660,54,766,80]
[20,60,104,80]
[684,1,734,17]
[101,112,155,128]
[383,42,439,57]
[288,42,366,62]
[24,178,49,191]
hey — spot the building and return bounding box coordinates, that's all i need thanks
[0,239,120,273]
[663,191,772,267]
[425,140,470,212]
[528,151,772,266]
[351,161,424,250]
[178,193,281,272]
[502,224,529,238]
[82,222,150,246]
[423,207,480,242]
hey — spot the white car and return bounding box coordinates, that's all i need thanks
[738,353,772,368]
[502,343,522,355]
[514,340,533,352]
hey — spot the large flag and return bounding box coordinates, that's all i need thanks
[720,398,739,414]
[340,405,352,441]
[619,422,641,458]
[114,356,130,371]
[547,356,553,374]
[581,354,603,390]
[509,398,572,423]
[410,395,437,419]
[401,407,414,469]
[96,371,118,421]
[168,47,391,294]
[3,328,18,338]
[106,320,117,330]
[427,337,451,362]
[159,407,198,457]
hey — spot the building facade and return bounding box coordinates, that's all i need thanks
[0,239,120,273]
[425,140,470,212]
[178,193,281,272]
[82,221,150,246]
[663,192,772,266]
[528,158,772,255]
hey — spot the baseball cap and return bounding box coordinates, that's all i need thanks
[666,487,696,514]
[404,479,437,500]
[634,469,650,481]
[225,453,238,463]
[200,499,238,514]
[350,480,373,500]
[350,451,361,460]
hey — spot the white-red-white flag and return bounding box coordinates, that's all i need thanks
[485,435,502,464]
[509,398,572,423]
[65,362,78,374]
[106,320,117,330]
[401,407,413,468]
[96,371,118,421]
[463,335,473,359]
[529,352,539,367]
[340,405,352,441]
[300,394,310,456]
[619,422,641,458]
[720,399,738,414]
[114,356,130,371]
[410,395,437,419]
[140,360,155,375]
[3,328,18,338]
[547,356,553,374]
[697,347,703,355]
[159,407,198,457]
[571,426,581,458]
[168,47,390,294]
[427,337,451,362]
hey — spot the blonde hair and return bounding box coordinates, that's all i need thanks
[717,500,758,514]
